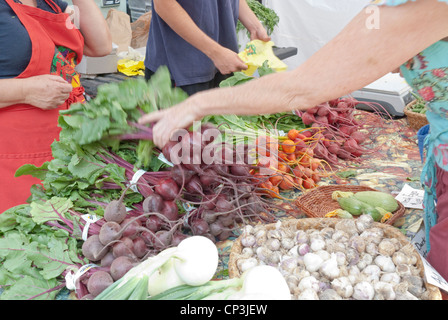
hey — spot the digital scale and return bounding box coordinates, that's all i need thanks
[350,72,415,118]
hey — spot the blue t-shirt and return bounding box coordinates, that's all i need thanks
[145,0,240,86]
[0,0,68,79]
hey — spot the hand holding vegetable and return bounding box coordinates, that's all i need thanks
[211,46,249,75]
[23,75,73,110]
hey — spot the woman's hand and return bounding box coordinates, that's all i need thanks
[23,75,73,110]
[138,97,200,148]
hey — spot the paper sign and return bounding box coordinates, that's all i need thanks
[409,225,428,257]
[395,184,424,209]
[410,227,448,292]
[420,254,448,293]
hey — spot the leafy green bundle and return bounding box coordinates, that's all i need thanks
[15,66,187,213]
[0,201,86,300]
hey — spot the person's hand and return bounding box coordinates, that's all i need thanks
[250,26,271,42]
[23,74,73,110]
[138,100,199,148]
[211,47,248,75]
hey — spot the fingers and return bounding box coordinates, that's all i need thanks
[52,76,74,94]
[237,59,249,71]
[152,122,169,149]
[138,109,166,125]
[138,110,167,148]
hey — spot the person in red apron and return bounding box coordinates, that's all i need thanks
[0,0,111,213]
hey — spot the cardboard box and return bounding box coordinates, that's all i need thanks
[76,45,119,75]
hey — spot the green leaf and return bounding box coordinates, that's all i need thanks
[30,197,74,224]
[14,163,48,180]
[26,237,80,280]
[0,275,59,300]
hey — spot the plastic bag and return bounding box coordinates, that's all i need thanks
[117,59,145,76]
[238,40,287,76]
[117,47,145,76]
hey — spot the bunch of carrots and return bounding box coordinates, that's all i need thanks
[251,128,333,198]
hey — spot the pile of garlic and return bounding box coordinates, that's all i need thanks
[235,215,433,300]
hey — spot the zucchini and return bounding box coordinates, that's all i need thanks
[363,207,382,222]
[353,191,399,212]
[337,196,366,216]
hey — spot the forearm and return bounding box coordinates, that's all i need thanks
[194,0,448,118]
[0,79,27,109]
[70,0,112,57]
[238,0,262,35]
[153,0,223,58]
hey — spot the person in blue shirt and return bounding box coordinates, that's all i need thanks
[145,0,270,96]
[140,0,448,284]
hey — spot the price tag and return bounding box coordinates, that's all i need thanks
[420,254,448,293]
[410,227,448,293]
[395,184,424,209]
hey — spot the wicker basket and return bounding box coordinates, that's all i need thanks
[228,218,442,300]
[404,100,429,130]
[294,185,406,226]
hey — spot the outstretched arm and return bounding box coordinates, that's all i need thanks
[141,0,448,148]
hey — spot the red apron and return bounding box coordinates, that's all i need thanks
[0,0,85,213]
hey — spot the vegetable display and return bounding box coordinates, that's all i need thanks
[232,217,434,300]
[91,235,291,300]
[0,65,435,301]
